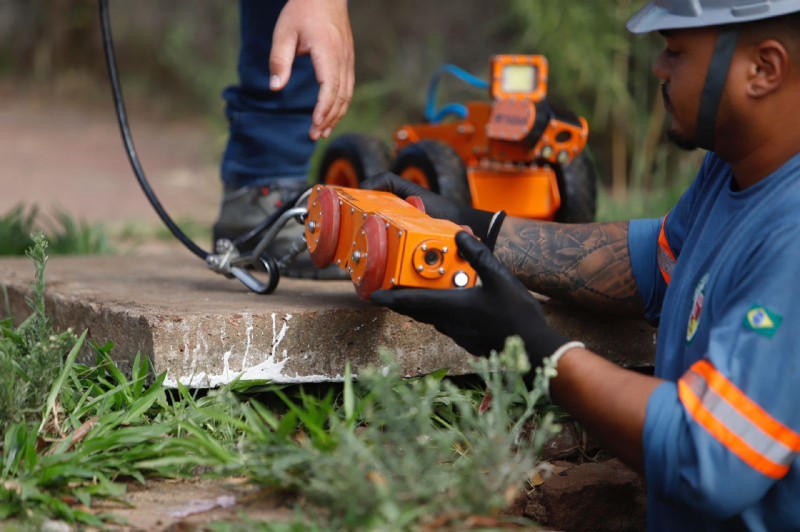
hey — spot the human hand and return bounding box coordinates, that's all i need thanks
[271,0,354,140]
[361,172,506,249]
[371,231,569,366]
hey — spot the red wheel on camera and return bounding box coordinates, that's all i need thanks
[351,215,388,300]
[306,187,341,268]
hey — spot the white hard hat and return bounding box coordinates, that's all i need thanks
[628,0,800,34]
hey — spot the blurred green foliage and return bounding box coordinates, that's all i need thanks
[0,205,112,256]
[0,0,703,219]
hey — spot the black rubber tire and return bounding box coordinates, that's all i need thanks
[317,133,390,185]
[554,152,597,223]
[390,140,471,206]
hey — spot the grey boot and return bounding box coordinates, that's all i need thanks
[212,182,348,279]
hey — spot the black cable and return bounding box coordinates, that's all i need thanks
[98,0,208,260]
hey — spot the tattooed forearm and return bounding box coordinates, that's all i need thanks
[494,218,645,315]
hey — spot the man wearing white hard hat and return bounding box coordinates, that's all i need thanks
[364,1,800,528]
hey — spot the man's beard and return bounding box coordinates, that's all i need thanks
[667,129,699,151]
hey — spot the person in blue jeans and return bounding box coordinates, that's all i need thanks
[214,0,353,277]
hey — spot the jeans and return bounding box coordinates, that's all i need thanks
[220,0,320,188]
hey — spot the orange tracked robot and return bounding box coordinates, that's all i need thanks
[305,185,477,300]
[319,54,596,223]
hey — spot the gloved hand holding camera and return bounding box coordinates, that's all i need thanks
[371,231,572,370]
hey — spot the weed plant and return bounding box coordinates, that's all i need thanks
[0,234,78,432]
[150,346,561,530]
[1,235,560,530]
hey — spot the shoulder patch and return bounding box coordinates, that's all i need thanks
[686,273,709,344]
[743,305,782,338]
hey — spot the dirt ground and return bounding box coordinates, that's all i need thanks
[91,477,299,530]
[0,82,221,244]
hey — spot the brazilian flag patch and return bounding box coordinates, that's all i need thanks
[743,305,782,338]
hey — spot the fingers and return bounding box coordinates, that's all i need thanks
[370,288,450,323]
[361,172,428,198]
[454,231,517,289]
[309,46,353,140]
[454,231,493,271]
[269,0,353,140]
[269,25,298,92]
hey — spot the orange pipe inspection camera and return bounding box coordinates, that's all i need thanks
[305,185,477,300]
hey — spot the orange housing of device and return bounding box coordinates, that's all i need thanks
[305,185,477,300]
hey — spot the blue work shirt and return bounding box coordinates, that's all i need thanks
[628,151,800,531]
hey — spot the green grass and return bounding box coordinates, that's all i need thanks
[0,235,561,530]
[0,205,112,256]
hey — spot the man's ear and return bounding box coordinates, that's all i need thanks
[747,39,790,98]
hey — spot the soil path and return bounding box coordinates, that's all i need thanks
[0,83,221,235]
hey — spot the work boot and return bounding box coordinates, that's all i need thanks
[213,182,348,279]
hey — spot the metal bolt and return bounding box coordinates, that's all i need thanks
[396,129,408,140]
[391,278,396,285]
[417,265,424,272]
[307,220,317,234]
[385,222,390,228]
[350,208,355,215]
[337,259,341,264]
[398,231,403,237]
[363,213,367,219]
[352,250,362,264]
[421,244,428,251]
[442,247,448,254]
[438,267,446,275]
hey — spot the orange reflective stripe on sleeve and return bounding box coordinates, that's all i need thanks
[679,360,800,479]
[657,213,677,285]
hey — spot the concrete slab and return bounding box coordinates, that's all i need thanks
[0,252,655,387]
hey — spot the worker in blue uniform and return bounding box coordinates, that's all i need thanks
[214,0,353,278]
[363,1,800,529]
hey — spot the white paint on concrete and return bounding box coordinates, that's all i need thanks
[241,313,253,372]
[162,312,337,388]
[271,312,291,360]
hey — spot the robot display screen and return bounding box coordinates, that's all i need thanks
[501,64,538,94]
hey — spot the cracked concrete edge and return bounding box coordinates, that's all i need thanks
[148,308,476,388]
[2,275,656,388]
[2,280,479,387]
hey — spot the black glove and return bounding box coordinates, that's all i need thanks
[371,231,569,368]
[360,172,506,251]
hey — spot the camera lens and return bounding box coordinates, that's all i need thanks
[424,249,441,266]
